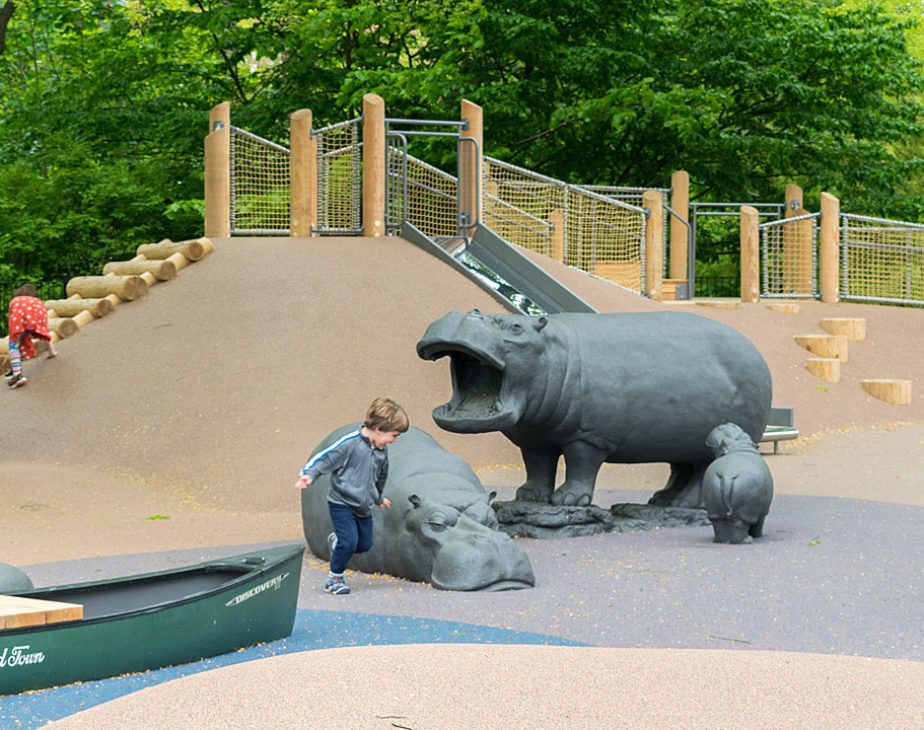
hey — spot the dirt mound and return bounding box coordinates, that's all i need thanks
[3,236,921,518]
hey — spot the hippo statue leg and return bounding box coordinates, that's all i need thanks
[550,441,606,507]
[514,447,560,502]
[749,514,767,539]
[648,463,707,508]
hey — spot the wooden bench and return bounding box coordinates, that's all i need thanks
[0,595,84,630]
[760,406,799,454]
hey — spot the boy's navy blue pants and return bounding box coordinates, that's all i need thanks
[328,502,374,574]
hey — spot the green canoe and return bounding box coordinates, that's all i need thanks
[0,544,304,696]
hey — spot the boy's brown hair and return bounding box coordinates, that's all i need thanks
[12,283,37,298]
[364,397,409,433]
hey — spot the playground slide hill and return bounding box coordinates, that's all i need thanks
[2,235,921,522]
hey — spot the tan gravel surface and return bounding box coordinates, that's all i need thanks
[2,236,921,728]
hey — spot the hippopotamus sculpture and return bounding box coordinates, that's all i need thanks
[702,423,774,544]
[0,563,32,592]
[300,425,535,591]
[417,310,772,508]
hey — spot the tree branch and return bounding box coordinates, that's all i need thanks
[0,0,15,55]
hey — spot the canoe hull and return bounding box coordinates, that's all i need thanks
[0,544,303,695]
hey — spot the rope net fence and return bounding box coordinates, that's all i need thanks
[840,214,924,305]
[760,212,819,298]
[484,158,646,293]
[387,143,459,239]
[230,127,290,235]
[315,119,362,234]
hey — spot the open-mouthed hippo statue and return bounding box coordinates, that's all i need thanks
[417,310,772,508]
[300,425,535,591]
[702,423,774,544]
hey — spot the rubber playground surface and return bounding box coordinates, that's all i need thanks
[1,237,922,728]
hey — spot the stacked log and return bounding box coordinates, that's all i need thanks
[43,298,114,318]
[102,259,177,281]
[136,237,209,262]
[66,275,148,301]
[47,317,78,339]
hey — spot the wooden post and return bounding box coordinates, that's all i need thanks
[204,102,231,238]
[362,94,387,237]
[669,170,689,280]
[549,208,565,263]
[819,192,840,303]
[290,109,317,237]
[740,205,760,303]
[460,99,484,237]
[643,190,663,301]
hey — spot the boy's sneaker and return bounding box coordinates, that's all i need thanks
[3,370,13,381]
[7,374,27,389]
[324,577,350,595]
[327,532,338,557]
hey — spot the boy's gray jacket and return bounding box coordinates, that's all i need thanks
[300,429,388,516]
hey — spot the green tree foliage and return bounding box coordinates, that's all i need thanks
[0,0,922,287]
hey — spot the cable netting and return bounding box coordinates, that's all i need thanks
[387,144,458,239]
[760,213,819,298]
[484,158,646,292]
[230,127,290,235]
[840,215,924,305]
[315,119,362,234]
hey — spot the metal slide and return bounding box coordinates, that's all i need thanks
[401,223,596,315]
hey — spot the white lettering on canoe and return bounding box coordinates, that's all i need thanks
[0,644,46,669]
[225,572,290,607]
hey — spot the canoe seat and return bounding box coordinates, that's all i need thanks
[0,595,84,630]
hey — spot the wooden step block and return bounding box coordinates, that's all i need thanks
[794,334,849,362]
[861,379,911,405]
[806,357,841,383]
[0,595,84,630]
[661,279,688,302]
[820,317,866,342]
[696,300,741,310]
[766,302,800,314]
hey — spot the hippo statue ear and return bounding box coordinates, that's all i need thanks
[488,491,497,503]
[534,316,548,331]
[409,495,422,508]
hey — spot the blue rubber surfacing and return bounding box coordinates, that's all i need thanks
[0,610,584,729]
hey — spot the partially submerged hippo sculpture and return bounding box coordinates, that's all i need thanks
[300,425,535,591]
[417,310,772,508]
[702,423,774,544]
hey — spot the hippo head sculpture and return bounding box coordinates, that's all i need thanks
[301,425,535,591]
[416,309,549,434]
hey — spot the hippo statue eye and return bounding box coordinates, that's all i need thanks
[510,323,524,335]
[424,510,457,532]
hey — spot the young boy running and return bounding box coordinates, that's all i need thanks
[294,397,409,595]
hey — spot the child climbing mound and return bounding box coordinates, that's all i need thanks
[294,397,409,595]
[6,283,58,389]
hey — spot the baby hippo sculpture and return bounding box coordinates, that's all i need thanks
[417,310,772,508]
[301,425,535,591]
[702,423,774,544]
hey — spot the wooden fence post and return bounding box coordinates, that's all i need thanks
[819,192,840,303]
[363,94,387,237]
[460,99,483,238]
[204,102,231,238]
[740,205,760,303]
[669,170,689,280]
[290,109,317,237]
